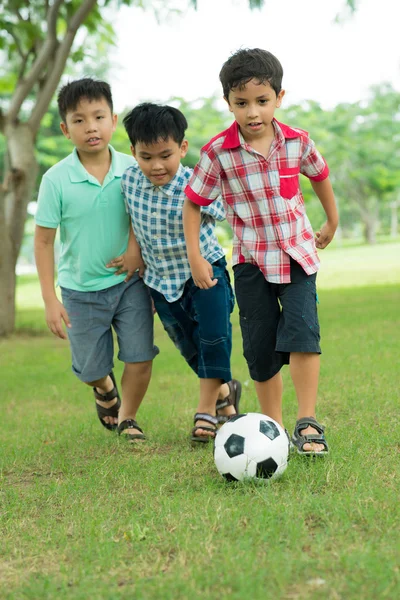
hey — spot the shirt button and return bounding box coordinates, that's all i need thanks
[152,211,158,216]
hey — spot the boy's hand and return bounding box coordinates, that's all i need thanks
[190,256,218,289]
[106,252,145,281]
[45,298,71,340]
[315,221,337,249]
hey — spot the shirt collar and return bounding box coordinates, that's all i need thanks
[221,119,304,150]
[141,163,185,196]
[68,145,124,183]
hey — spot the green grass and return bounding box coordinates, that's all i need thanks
[1,245,400,599]
[318,241,400,289]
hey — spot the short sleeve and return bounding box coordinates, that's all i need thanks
[35,175,61,228]
[300,137,329,182]
[201,196,225,221]
[185,148,222,207]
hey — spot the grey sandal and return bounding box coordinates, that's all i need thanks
[216,379,242,424]
[191,412,219,444]
[292,416,329,455]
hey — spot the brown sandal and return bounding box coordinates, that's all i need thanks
[93,371,121,431]
[118,419,146,441]
[215,379,242,424]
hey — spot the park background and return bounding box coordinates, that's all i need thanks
[0,1,399,598]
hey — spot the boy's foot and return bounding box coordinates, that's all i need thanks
[93,372,120,430]
[191,413,218,443]
[216,379,242,424]
[118,419,146,441]
[292,417,329,455]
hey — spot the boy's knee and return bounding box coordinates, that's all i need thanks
[124,360,153,376]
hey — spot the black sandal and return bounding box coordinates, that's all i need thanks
[191,412,219,444]
[216,379,242,424]
[292,416,329,455]
[93,371,121,431]
[118,419,146,441]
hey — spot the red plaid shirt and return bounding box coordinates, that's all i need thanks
[185,119,329,283]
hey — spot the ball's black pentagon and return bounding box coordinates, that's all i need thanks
[222,472,238,482]
[226,413,247,424]
[256,457,278,479]
[224,433,245,458]
[259,419,280,440]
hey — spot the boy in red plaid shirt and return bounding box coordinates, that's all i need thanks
[183,48,338,454]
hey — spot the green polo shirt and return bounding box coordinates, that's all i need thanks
[35,145,135,291]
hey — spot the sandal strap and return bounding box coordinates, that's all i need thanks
[118,419,144,435]
[294,435,329,452]
[294,416,325,436]
[215,398,230,411]
[193,412,218,426]
[96,397,121,418]
[192,425,217,434]
[93,386,119,402]
[216,379,242,416]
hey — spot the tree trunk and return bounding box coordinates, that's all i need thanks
[357,196,379,245]
[0,123,38,336]
[364,220,377,244]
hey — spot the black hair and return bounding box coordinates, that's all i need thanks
[57,78,113,122]
[123,103,188,147]
[219,48,283,100]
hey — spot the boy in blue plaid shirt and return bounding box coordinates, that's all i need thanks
[108,103,241,442]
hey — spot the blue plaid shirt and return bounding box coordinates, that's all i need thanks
[122,163,225,302]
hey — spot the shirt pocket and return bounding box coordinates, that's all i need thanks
[166,208,184,238]
[279,167,300,199]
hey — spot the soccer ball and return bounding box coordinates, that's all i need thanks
[214,413,289,482]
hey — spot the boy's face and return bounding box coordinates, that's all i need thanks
[132,137,188,187]
[226,79,285,141]
[60,97,117,157]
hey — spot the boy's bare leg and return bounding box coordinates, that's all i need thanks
[290,352,324,452]
[86,375,117,426]
[118,361,153,435]
[254,371,283,426]
[193,378,221,438]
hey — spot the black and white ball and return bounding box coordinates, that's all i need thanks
[214,413,289,482]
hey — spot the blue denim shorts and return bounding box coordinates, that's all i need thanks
[233,259,321,382]
[151,258,235,382]
[60,275,159,383]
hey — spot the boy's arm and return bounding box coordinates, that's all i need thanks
[34,225,71,339]
[183,198,217,289]
[311,177,339,249]
[106,224,145,280]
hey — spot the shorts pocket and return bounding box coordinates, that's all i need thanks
[61,288,93,331]
[239,316,257,366]
[279,167,300,199]
[301,281,320,338]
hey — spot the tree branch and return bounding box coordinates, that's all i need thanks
[7,0,65,124]
[29,0,98,132]
[0,109,5,134]
[8,29,26,61]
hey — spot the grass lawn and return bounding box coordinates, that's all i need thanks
[1,244,400,599]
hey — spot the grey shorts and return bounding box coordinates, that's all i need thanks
[233,259,321,382]
[60,275,159,383]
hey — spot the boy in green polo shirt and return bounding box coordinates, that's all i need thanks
[34,78,159,441]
